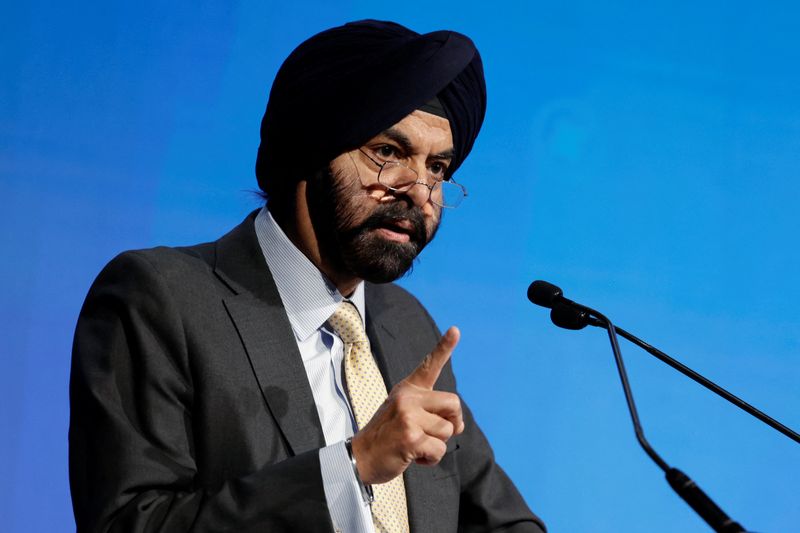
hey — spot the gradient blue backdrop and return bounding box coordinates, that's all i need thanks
[2,1,799,531]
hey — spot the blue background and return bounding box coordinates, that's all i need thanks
[2,1,799,531]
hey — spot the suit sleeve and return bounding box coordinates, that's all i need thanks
[69,251,334,533]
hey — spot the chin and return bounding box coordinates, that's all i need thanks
[344,234,422,283]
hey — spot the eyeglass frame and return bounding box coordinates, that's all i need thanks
[356,148,468,208]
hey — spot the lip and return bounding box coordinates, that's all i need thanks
[374,227,411,243]
[389,218,413,232]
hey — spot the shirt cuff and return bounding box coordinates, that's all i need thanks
[319,441,374,533]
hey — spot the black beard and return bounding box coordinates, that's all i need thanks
[307,167,438,284]
[338,200,429,283]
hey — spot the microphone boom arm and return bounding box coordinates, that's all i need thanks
[576,301,747,533]
[532,280,749,533]
[550,298,800,444]
[575,302,670,471]
[608,324,800,445]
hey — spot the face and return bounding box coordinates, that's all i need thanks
[307,110,454,284]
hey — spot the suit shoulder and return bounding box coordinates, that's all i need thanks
[102,241,215,282]
[365,282,440,336]
[97,210,258,285]
[82,242,220,312]
[366,281,426,310]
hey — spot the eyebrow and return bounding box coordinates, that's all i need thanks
[431,148,455,161]
[380,128,414,154]
[380,127,454,161]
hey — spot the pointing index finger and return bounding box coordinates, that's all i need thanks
[406,326,460,389]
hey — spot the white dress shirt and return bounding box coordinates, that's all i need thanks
[254,207,376,533]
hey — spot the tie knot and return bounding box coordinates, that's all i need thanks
[328,301,368,344]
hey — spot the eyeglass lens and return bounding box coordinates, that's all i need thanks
[378,163,464,208]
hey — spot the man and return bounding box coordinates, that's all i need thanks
[70,20,546,532]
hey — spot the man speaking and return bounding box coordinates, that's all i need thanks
[69,19,546,532]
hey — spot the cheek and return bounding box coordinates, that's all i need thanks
[425,207,442,236]
[336,188,379,228]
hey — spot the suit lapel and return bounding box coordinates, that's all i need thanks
[365,284,441,531]
[364,282,425,386]
[214,212,325,456]
[365,314,409,391]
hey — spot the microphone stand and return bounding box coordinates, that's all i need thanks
[556,301,748,533]
[552,305,800,445]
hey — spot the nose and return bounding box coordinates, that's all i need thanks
[383,159,432,207]
[403,181,431,208]
[406,158,435,208]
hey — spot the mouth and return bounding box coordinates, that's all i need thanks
[373,218,415,243]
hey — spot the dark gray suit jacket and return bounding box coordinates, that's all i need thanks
[70,212,545,532]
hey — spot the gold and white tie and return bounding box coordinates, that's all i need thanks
[328,301,410,533]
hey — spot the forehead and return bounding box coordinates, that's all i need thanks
[369,110,453,153]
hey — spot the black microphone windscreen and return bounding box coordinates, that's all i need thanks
[550,301,590,330]
[527,280,563,308]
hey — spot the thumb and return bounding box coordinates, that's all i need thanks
[405,326,460,390]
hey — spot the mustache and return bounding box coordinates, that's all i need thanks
[347,201,428,246]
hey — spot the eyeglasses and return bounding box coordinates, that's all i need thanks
[357,148,468,209]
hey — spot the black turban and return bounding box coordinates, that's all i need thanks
[255,19,487,196]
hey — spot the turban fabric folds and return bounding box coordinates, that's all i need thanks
[256,19,487,196]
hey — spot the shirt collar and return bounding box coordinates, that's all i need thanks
[254,206,366,342]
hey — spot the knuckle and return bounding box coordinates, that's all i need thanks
[390,381,408,397]
[445,394,461,412]
[419,353,433,373]
[398,411,415,428]
[433,391,460,413]
[441,420,455,439]
[392,387,409,403]
[402,428,423,448]
[394,390,416,411]
[432,439,447,460]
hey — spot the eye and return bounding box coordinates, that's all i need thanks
[429,160,449,179]
[374,144,400,161]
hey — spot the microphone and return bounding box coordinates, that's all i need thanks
[527,280,748,533]
[550,301,593,330]
[527,280,601,330]
[526,280,563,308]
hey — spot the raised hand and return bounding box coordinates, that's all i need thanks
[351,326,464,485]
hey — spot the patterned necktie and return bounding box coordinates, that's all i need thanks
[328,301,410,533]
